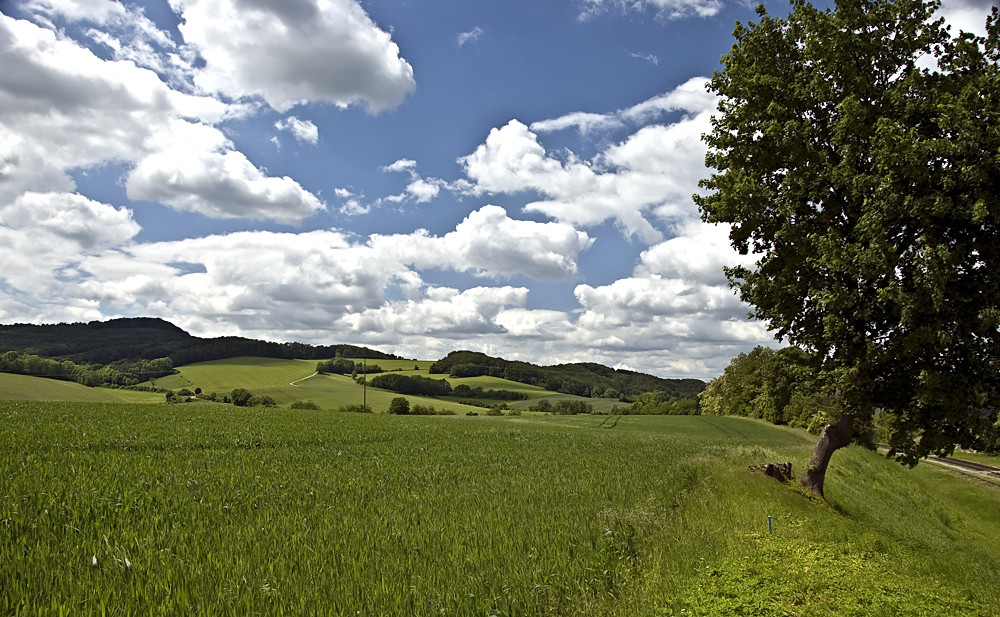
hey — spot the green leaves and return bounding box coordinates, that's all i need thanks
[697,0,1000,463]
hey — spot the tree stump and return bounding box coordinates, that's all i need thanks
[749,461,793,482]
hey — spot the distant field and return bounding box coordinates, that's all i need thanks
[0,372,162,403]
[947,449,1000,468]
[164,357,617,414]
[2,402,999,616]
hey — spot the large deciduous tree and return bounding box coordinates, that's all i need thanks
[696,0,1000,497]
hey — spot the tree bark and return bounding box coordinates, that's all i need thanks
[800,413,855,499]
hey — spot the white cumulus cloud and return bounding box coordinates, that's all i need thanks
[172,0,416,113]
[275,116,320,145]
[461,79,716,243]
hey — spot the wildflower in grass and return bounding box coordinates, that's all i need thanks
[91,555,98,567]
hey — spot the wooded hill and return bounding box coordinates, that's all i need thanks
[430,350,704,399]
[0,318,399,366]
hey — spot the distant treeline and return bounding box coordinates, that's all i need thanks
[0,318,399,366]
[0,350,173,388]
[315,359,384,375]
[429,350,704,401]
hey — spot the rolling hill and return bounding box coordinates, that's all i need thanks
[0,318,704,404]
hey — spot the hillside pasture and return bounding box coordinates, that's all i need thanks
[0,372,162,403]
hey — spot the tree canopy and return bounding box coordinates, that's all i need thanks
[696,0,1000,496]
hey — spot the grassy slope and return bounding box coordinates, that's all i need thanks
[0,373,162,403]
[2,402,997,616]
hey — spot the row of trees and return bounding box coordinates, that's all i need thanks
[624,391,700,416]
[315,359,383,375]
[368,374,453,397]
[699,347,837,433]
[0,350,173,388]
[527,399,593,414]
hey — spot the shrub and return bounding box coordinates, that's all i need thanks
[247,395,276,407]
[388,397,411,415]
[230,388,252,407]
[290,400,320,410]
[530,399,553,413]
[551,400,593,415]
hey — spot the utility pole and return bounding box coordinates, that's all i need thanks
[362,351,367,412]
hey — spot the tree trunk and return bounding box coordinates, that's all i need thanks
[800,413,855,499]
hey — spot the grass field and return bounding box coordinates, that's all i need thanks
[0,373,162,404]
[2,401,998,616]
[158,357,620,414]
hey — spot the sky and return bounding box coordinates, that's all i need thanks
[0,0,995,379]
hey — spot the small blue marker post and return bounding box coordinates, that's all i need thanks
[768,515,773,534]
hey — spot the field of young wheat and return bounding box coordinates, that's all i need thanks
[2,401,999,616]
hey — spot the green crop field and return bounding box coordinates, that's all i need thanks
[2,401,998,616]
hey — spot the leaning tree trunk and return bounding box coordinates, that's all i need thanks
[800,413,855,499]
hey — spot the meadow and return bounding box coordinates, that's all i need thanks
[2,400,999,616]
[0,373,162,404]
[154,357,622,414]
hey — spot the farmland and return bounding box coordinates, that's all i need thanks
[3,401,1000,616]
[156,357,622,414]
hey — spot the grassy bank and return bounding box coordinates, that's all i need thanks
[2,402,998,615]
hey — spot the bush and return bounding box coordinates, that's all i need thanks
[290,400,320,410]
[231,388,252,407]
[530,399,553,413]
[247,395,276,407]
[388,397,411,415]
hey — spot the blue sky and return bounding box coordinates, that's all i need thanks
[0,0,993,378]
